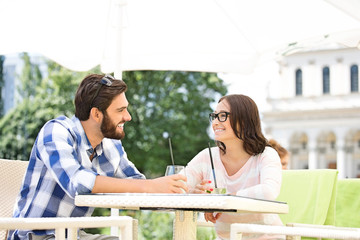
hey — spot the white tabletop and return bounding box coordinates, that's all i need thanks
[75,193,288,214]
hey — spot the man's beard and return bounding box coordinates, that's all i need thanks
[100,111,125,140]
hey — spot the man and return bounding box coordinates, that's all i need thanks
[9,74,187,240]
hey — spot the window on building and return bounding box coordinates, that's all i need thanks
[351,64,359,92]
[323,66,330,94]
[295,69,302,96]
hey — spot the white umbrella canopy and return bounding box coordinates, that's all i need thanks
[0,0,359,77]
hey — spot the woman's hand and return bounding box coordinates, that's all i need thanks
[190,179,213,194]
[204,212,222,223]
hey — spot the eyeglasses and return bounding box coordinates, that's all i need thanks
[209,112,231,122]
[90,75,114,107]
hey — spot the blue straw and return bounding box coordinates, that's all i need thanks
[208,142,217,188]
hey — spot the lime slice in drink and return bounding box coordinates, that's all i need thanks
[213,188,226,194]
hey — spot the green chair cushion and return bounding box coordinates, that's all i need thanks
[276,169,338,226]
[335,178,360,228]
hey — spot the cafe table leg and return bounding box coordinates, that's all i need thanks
[173,211,197,240]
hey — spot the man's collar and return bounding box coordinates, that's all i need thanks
[71,116,94,156]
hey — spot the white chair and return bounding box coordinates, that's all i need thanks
[0,158,134,240]
[230,223,360,240]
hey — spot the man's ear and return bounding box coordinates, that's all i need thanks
[89,107,103,123]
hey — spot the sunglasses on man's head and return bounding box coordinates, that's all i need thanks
[99,75,114,86]
[90,74,115,107]
[209,112,231,122]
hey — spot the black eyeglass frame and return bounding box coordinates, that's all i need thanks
[209,112,231,122]
[90,74,114,108]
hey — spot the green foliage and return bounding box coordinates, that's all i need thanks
[0,94,72,159]
[0,58,227,171]
[137,211,174,240]
[0,55,4,117]
[0,55,226,238]
[17,53,43,99]
[0,56,98,160]
[197,226,217,240]
[0,53,43,159]
[122,71,227,177]
[88,209,217,240]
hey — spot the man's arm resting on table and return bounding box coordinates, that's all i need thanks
[92,174,188,194]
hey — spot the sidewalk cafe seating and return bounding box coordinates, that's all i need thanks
[230,223,360,239]
[0,159,134,240]
[229,169,360,240]
[277,169,338,227]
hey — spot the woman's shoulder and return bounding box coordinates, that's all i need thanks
[203,146,220,156]
[195,147,211,158]
[263,146,278,155]
[190,146,219,162]
[256,146,280,161]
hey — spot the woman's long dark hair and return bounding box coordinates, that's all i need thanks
[216,94,268,155]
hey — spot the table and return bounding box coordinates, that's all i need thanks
[75,193,288,240]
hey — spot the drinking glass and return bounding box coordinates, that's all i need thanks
[206,170,227,194]
[165,165,186,193]
[165,165,185,176]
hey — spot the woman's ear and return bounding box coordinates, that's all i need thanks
[89,107,103,123]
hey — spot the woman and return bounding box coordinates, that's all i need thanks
[269,139,290,170]
[185,94,284,240]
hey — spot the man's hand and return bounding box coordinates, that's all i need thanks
[150,174,188,193]
[92,174,188,194]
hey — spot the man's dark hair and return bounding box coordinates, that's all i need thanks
[74,74,127,120]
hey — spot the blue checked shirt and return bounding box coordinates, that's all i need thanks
[9,115,145,240]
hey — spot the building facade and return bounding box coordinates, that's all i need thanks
[263,46,360,178]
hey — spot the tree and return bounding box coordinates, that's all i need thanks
[122,71,227,177]
[18,53,43,100]
[0,55,4,117]
[0,61,226,239]
[0,56,95,160]
[0,57,227,175]
[17,53,43,158]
